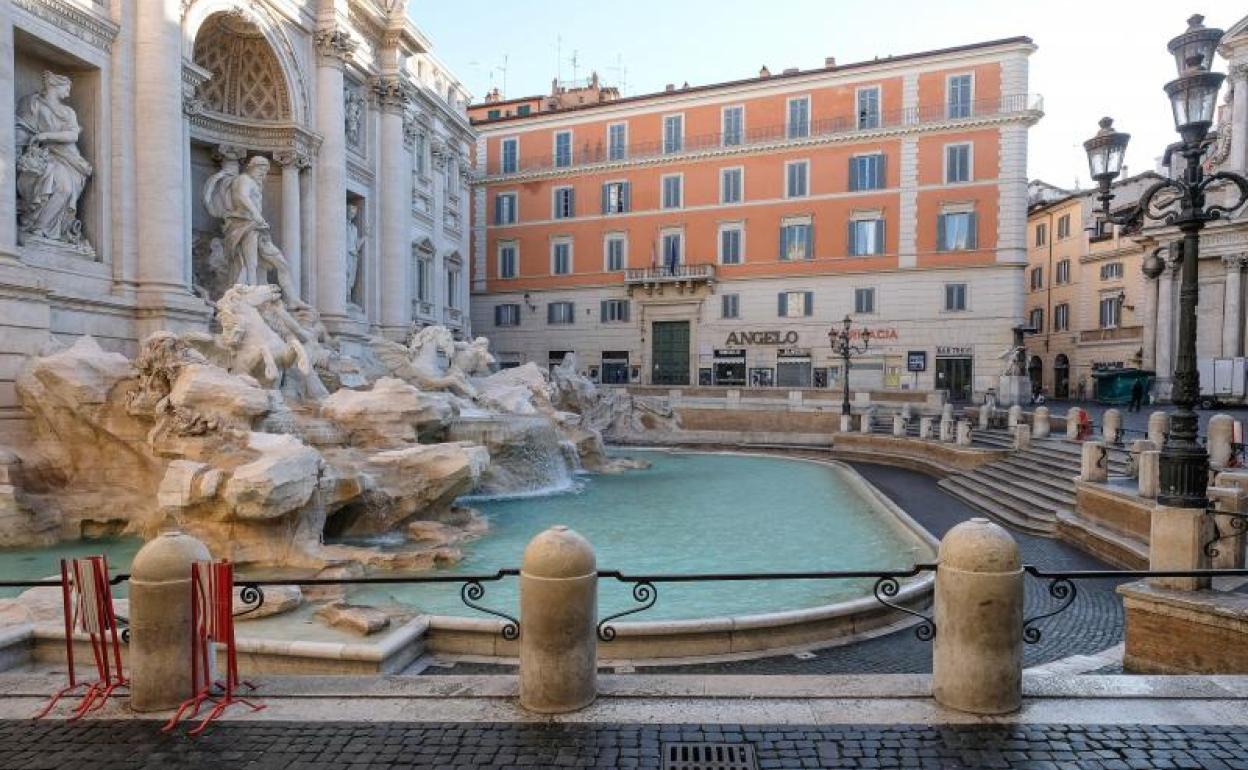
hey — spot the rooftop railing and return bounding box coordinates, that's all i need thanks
[491,93,1042,177]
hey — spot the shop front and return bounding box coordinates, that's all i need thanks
[601,351,630,384]
[712,349,747,386]
[776,348,814,387]
[935,345,974,402]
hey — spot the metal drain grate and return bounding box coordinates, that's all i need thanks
[662,742,758,770]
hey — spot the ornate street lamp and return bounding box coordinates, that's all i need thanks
[828,314,872,417]
[1086,15,1248,509]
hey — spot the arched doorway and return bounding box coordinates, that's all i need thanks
[1028,355,1043,393]
[1054,354,1070,400]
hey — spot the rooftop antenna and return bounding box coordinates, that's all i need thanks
[608,53,629,95]
[555,35,562,87]
[492,53,509,98]
[570,49,580,86]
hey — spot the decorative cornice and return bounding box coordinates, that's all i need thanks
[314,28,357,66]
[479,109,1042,185]
[13,0,120,52]
[189,114,323,160]
[181,61,212,118]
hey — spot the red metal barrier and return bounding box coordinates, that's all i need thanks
[34,556,127,719]
[163,560,262,736]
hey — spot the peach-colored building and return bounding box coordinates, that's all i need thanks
[469,38,1041,400]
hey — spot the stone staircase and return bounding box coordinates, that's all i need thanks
[936,430,1132,537]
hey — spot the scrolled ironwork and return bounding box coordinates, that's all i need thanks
[1021,576,1077,644]
[233,583,266,618]
[597,581,658,642]
[872,575,935,641]
[1203,510,1248,559]
[460,579,519,640]
[1202,171,1248,220]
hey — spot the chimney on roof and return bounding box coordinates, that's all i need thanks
[665,83,675,92]
[759,65,771,78]
[824,56,836,68]
[681,81,689,89]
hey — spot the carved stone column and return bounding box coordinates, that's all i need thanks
[0,0,16,258]
[313,28,355,324]
[1155,257,1177,400]
[274,151,309,303]
[375,76,411,338]
[1230,63,1248,174]
[1224,254,1245,357]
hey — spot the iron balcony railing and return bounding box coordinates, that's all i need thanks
[491,93,1043,177]
[624,263,716,284]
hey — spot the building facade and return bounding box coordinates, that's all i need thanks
[1023,174,1158,400]
[469,38,1040,401]
[0,0,473,442]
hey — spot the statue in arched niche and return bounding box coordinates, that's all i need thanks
[14,71,94,254]
[202,155,306,308]
[345,201,365,307]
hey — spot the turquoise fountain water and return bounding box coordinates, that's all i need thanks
[0,451,923,621]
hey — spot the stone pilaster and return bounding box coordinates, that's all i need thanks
[1223,254,1245,357]
[0,0,16,259]
[995,125,1029,265]
[1229,62,1248,175]
[374,75,411,338]
[898,137,918,268]
[313,27,355,325]
[274,151,310,303]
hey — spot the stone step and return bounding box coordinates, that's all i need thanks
[1014,447,1131,477]
[1055,509,1150,570]
[971,465,1075,508]
[936,475,1057,536]
[957,468,1071,516]
[993,459,1079,497]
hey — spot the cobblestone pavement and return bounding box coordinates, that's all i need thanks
[3,721,1247,769]
[431,462,1126,676]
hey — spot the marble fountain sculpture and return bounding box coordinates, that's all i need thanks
[2,150,673,576]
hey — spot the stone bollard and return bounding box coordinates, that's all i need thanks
[519,525,597,713]
[1007,405,1022,429]
[1138,450,1160,498]
[1211,470,1248,569]
[1126,439,1156,479]
[939,419,954,443]
[860,413,873,434]
[840,414,853,433]
[1066,407,1083,440]
[1208,414,1235,469]
[1102,409,1122,445]
[956,420,972,446]
[893,415,906,437]
[1080,441,1108,482]
[1014,424,1031,451]
[941,404,955,422]
[919,416,933,440]
[933,518,1023,715]
[901,403,914,421]
[1032,406,1050,439]
[129,531,211,712]
[1148,411,1169,447]
[1149,505,1214,591]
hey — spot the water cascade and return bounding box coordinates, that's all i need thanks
[447,415,578,498]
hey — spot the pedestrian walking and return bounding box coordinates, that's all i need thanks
[1129,378,1145,412]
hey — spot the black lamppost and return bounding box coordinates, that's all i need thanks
[1086,15,1248,509]
[828,314,873,416]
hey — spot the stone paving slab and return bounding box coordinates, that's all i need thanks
[2,720,1248,769]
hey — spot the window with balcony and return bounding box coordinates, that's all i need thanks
[849,154,885,191]
[608,123,627,161]
[494,303,520,327]
[937,211,978,251]
[721,293,740,319]
[723,105,744,146]
[547,301,575,324]
[553,186,575,219]
[780,222,812,261]
[661,232,683,269]
[947,74,972,119]
[785,160,809,198]
[663,114,684,154]
[498,243,517,278]
[945,143,971,183]
[721,167,743,203]
[661,174,682,209]
[854,287,876,314]
[787,96,810,138]
[848,218,884,256]
[602,181,630,214]
[719,224,743,265]
[779,290,814,317]
[494,193,517,225]
[500,138,518,174]
[857,86,880,129]
[604,234,626,271]
[554,130,572,167]
[600,299,630,323]
[945,283,968,311]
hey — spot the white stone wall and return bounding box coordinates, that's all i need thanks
[472,264,1022,397]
